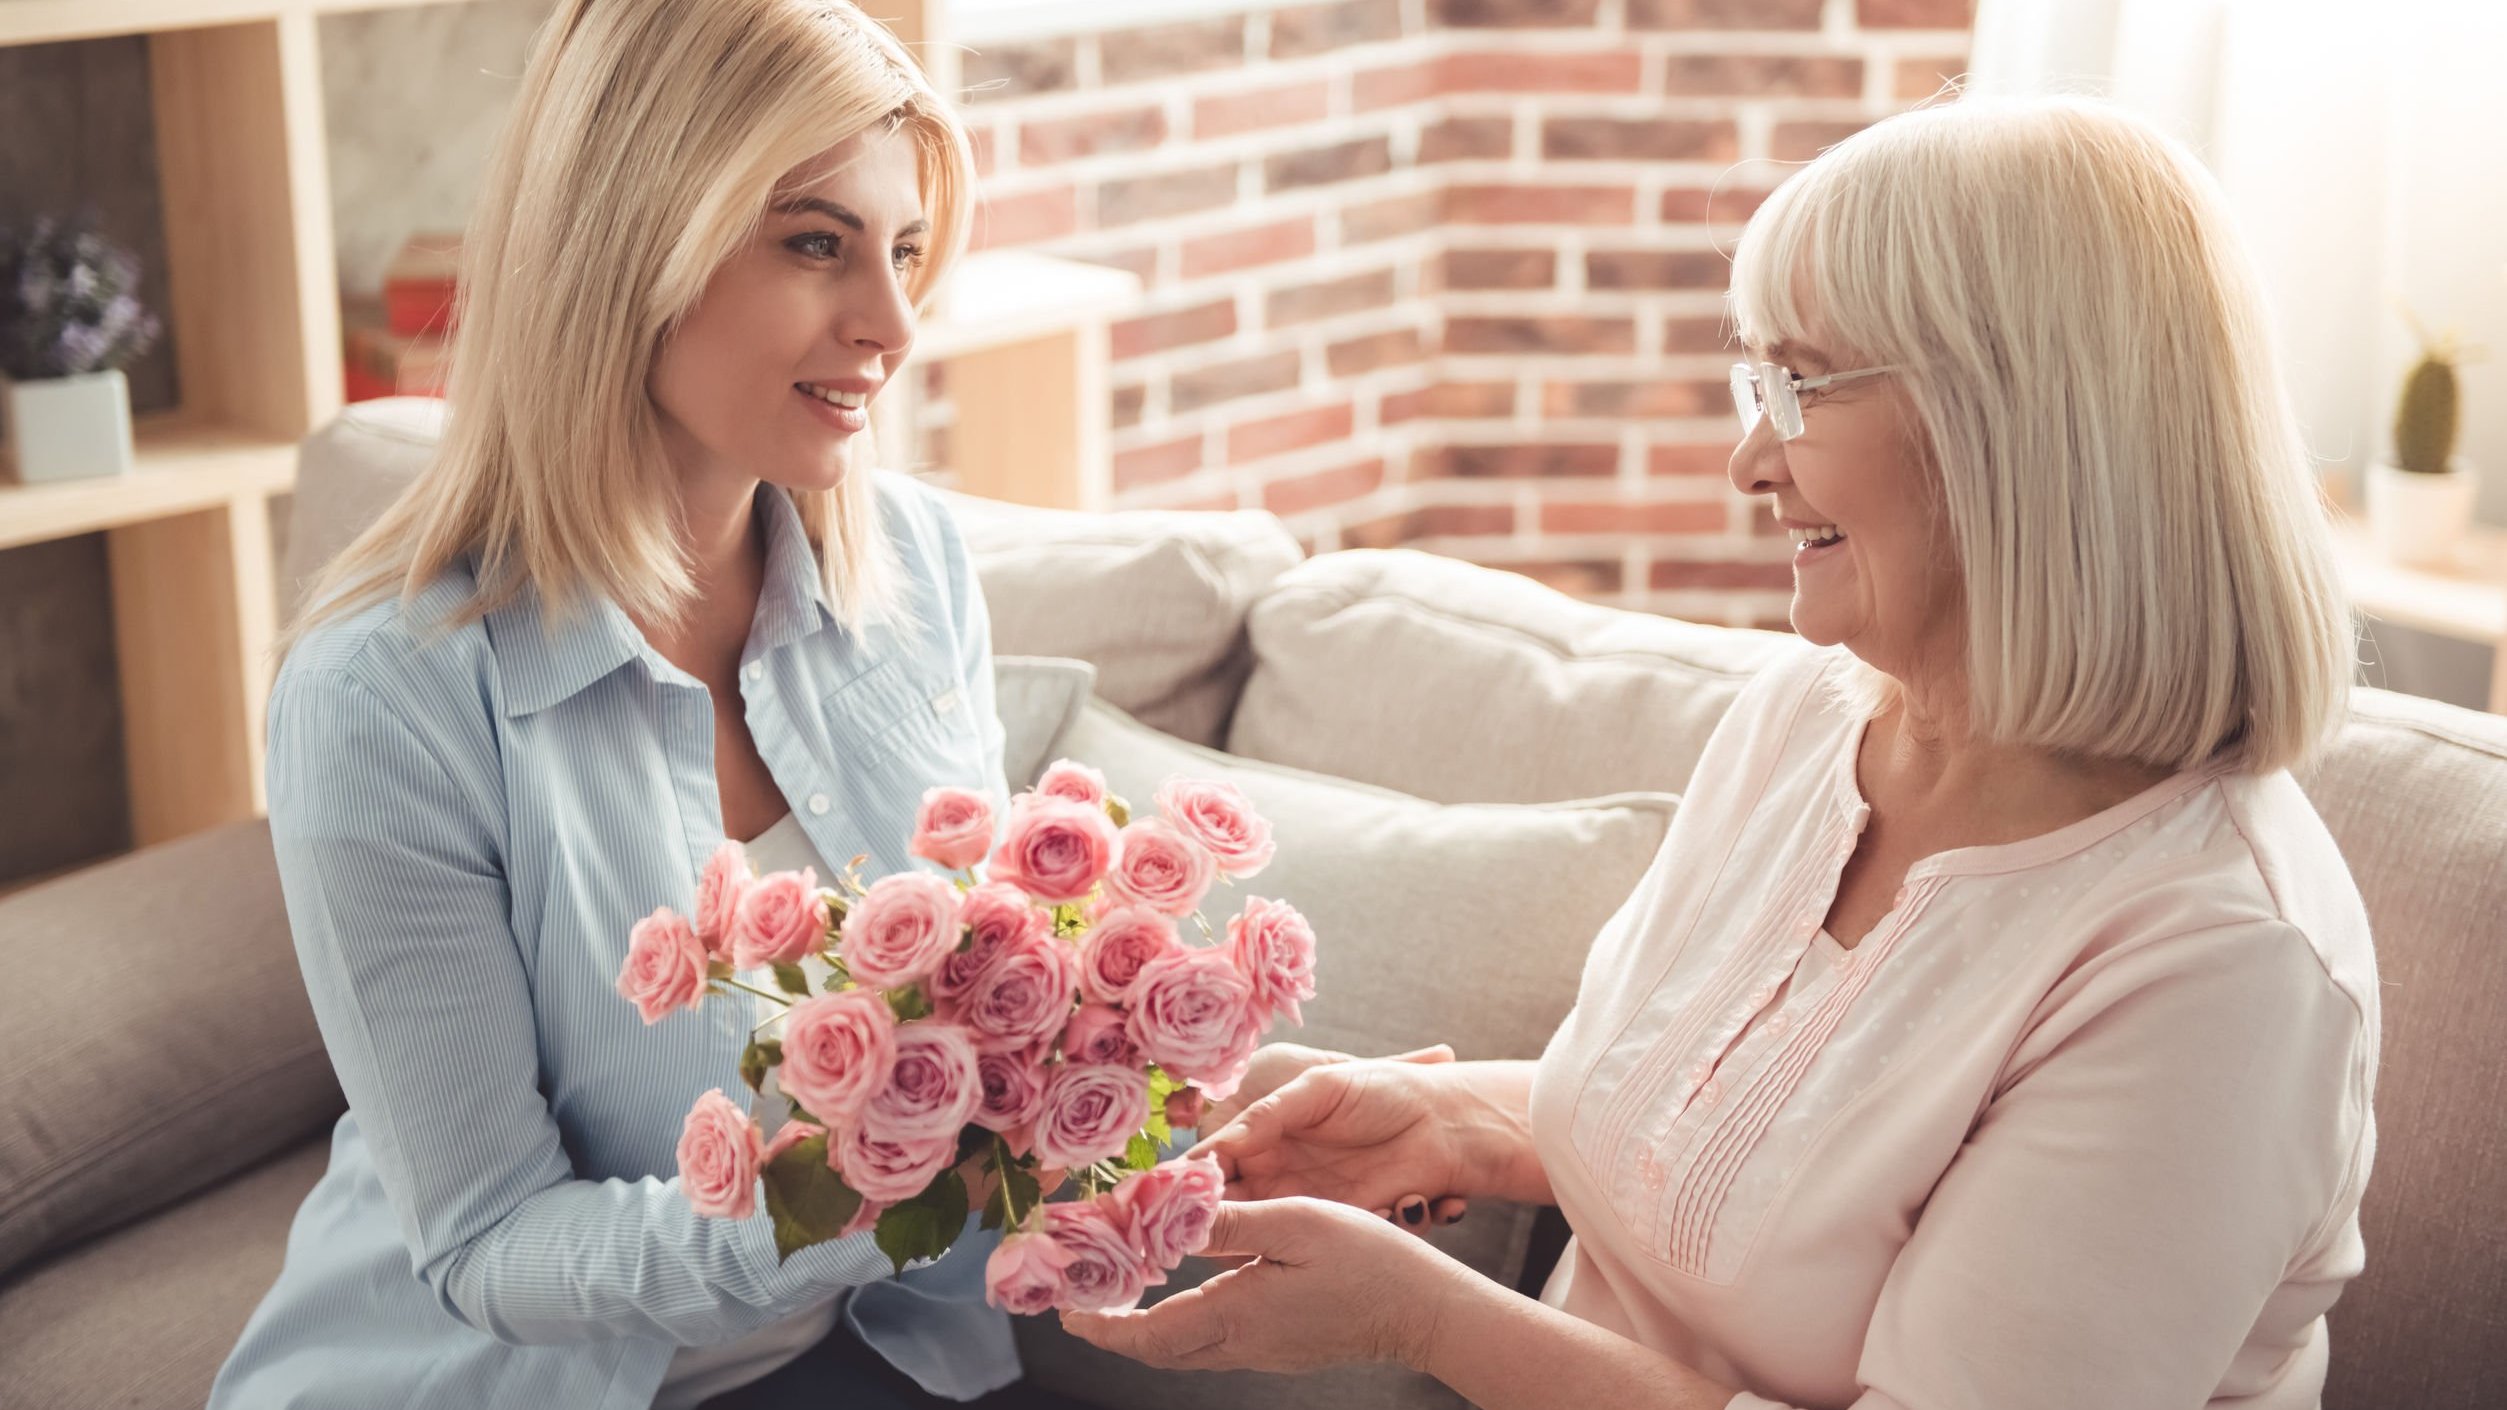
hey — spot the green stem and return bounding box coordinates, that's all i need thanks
[715,976,792,1007]
[996,1137,1028,1231]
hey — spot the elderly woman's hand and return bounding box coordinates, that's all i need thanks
[1058,1198,1468,1373]
[1196,1042,1470,1230]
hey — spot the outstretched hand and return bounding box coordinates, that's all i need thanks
[1193,1053,1472,1232]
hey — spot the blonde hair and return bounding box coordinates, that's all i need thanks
[1729,96,2354,776]
[292,0,973,647]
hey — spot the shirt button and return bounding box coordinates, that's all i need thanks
[1766,1011,1792,1037]
[1697,1080,1723,1108]
[744,661,765,682]
[807,794,831,816]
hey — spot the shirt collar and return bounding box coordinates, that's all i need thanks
[486,485,837,718]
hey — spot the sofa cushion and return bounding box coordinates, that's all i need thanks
[944,490,1303,746]
[0,1136,326,1410]
[0,820,340,1281]
[1227,549,1803,804]
[282,396,447,618]
[2301,688,2507,1410]
[994,656,1097,790]
[1012,698,1677,1410]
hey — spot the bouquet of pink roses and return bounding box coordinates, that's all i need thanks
[613,759,1315,1314]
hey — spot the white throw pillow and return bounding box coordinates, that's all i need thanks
[992,656,1097,791]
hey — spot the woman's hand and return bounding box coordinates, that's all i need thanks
[1198,1042,1468,1229]
[1058,1198,1466,1373]
[1194,1058,1478,1230]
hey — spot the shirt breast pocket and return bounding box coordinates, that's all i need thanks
[825,658,988,794]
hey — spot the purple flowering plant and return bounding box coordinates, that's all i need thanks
[0,216,163,380]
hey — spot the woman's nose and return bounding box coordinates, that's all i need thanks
[1727,416,1789,498]
[840,268,916,359]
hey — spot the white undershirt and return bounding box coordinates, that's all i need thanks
[654,813,849,1410]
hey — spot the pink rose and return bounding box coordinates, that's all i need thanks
[1126,950,1264,1095]
[676,1089,765,1220]
[974,1048,1050,1132]
[931,884,1046,1001]
[731,869,828,970]
[1154,777,1275,879]
[1103,818,1216,918]
[866,1022,982,1143]
[959,931,1080,1054]
[984,1229,1078,1315]
[1109,1155,1226,1276]
[777,989,897,1125]
[911,787,995,872]
[1034,759,1108,808]
[1164,1086,1207,1132]
[1061,1002,1141,1068]
[1046,1201,1152,1312]
[839,871,961,989]
[1076,906,1185,1006]
[693,842,752,959]
[1226,895,1318,1027]
[837,1121,958,1204]
[988,796,1119,905]
[617,907,708,1024]
[1031,1063,1150,1170]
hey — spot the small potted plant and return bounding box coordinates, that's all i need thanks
[2366,309,2480,568]
[0,215,163,484]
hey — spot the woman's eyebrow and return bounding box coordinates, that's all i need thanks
[770,195,930,239]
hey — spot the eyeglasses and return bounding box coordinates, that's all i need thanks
[1729,360,1902,441]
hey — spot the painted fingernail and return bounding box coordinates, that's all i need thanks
[1439,1208,1465,1225]
[1400,1199,1426,1225]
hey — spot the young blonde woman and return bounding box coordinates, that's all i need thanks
[1065,97,2379,1410]
[209,4,1077,1407]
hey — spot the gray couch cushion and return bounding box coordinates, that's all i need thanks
[1013,697,1677,1410]
[0,1137,326,1410]
[1228,549,1802,804]
[2302,689,2507,1410]
[0,820,340,1280]
[995,656,1098,790]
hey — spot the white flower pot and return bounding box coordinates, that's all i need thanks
[1,368,137,484]
[2365,457,2478,568]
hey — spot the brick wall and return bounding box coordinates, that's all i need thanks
[945,0,1973,627]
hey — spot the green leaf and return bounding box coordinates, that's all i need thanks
[1147,1065,1182,1103]
[761,1132,864,1264]
[771,963,810,997]
[738,1038,784,1094]
[874,1169,971,1273]
[885,985,932,1023]
[982,1156,1042,1233]
[1123,1132,1160,1172]
[1143,1107,1172,1149]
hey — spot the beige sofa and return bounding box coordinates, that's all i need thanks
[1,400,2501,1409]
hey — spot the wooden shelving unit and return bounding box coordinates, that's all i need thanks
[1,0,1138,862]
[2329,515,2507,713]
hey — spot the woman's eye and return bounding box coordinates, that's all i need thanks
[788,232,840,260]
[892,243,927,272]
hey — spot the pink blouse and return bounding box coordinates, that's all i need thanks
[1527,644,2378,1409]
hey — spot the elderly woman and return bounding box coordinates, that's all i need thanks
[1063,96,2376,1410]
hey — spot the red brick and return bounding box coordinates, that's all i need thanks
[1661,186,1773,224]
[1446,316,1636,356]
[1195,80,1333,140]
[1748,613,1801,633]
[1267,268,1398,327]
[962,38,1078,103]
[1112,299,1237,361]
[1354,61,1442,111]
[1112,435,1206,492]
[1181,217,1317,279]
[1628,0,1822,28]
[1542,118,1739,162]
[1894,53,1970,102]
[1111,383,1146,430]
[1446,184,1635,225]
[1508,560,1623,595]
[1650,442,1740,477]
[1171,351,1304,413]
[1266,136,1395,193]
[1270,0,1408,59]
[1436,51,1643,94]
[1650,559,1798,590]
[1664,54,1866,98]
[1229,402,1356,463]
[1419,114,1514,163]
[1101,18,1249,84]
[973,185,1078,250]
[1327,326,1429,376]
[1020,105,1167,165]
[1772,120,1873,162]
[968,126,999,179]
[1382,381,1515,423]
[1543,379,1725,418]
[1540,500,1727,534]
[1433,0,1603,24]
[1857,0,1975,28]
[1263,458,1385,516]
[1078,246,1161,287]
[1343,502,1515,548]
[1662,317,1736,354]
[1341,191,1443,244]
[1433,443,1618,478]
[1586,250,1729,291]
[1437,248,1556,291]
[1097,164,1239,227]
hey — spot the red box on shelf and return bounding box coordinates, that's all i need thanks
[383,232,462,339]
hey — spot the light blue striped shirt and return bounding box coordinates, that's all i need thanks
[211,474,1019,1409]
